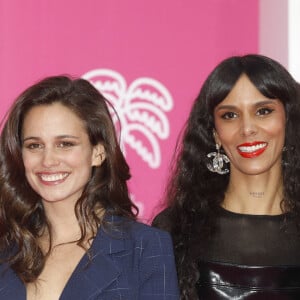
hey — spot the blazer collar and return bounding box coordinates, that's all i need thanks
[60,216,129,299]
[0,215,130,300]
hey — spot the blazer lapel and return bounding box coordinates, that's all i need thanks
[60,224,126,300]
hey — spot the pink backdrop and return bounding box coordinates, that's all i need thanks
[0,0,258,222]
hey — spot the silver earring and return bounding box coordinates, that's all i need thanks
[207,144,230,175]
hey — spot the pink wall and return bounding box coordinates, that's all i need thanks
[0,0,258,222]
[259,0,288,68]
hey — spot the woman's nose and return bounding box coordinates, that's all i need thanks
[41,149,60,167]
[240,116,257,137]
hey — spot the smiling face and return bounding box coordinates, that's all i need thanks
[213,74,286,176]
[22,102,104,205]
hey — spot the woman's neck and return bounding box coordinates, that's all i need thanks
[223,170,284,215]
[40,200,104,248]
[41,200,80,244]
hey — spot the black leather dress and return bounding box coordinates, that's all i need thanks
[196,208,300,299]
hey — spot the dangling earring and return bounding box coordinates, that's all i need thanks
[207,144,230,175]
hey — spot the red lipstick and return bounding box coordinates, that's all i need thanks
[237,142,267,158]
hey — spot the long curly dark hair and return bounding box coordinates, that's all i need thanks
[153,54,300,299]
[0,75,137,283]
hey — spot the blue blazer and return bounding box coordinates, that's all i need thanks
[0,216,179,299]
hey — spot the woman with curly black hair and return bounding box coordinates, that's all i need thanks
[0,75,179,299]
[153,54,300,299]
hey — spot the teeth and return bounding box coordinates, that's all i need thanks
[40,173,68,182]
[238,143,267,153]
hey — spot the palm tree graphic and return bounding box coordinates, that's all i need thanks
[82,69,173,169]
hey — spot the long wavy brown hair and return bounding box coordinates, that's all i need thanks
[153,54,300,299]
[0,75,137,283]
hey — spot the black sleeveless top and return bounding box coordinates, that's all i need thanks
[196,207,300,299]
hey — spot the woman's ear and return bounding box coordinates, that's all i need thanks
[92,144,106,167]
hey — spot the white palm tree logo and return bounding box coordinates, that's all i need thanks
[82,69,173,169]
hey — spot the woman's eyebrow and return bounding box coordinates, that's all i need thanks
[253,100,278,107]
[215,100,278,111]
[22,135,80,142]
[215,104,236,111]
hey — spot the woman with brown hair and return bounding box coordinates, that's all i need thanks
[0,75,179,299]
